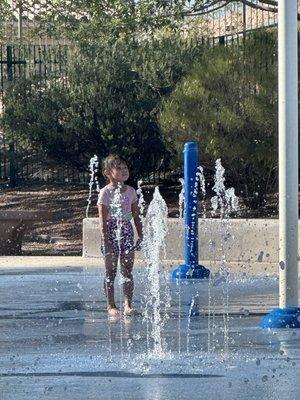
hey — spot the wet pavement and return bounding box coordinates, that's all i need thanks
[0,264,300,400]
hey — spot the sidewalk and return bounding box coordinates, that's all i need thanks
[0,256,101,270]
[0,256,278,275]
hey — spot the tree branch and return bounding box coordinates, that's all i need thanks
[184,1,232,17]
[240,0,277,13]
[183,0,280,18]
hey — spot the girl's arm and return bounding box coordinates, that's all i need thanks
[132,201,143,239]
[98,204,112,252]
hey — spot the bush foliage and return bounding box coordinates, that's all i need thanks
[2,29,284,203]
[159,31,278,203]
[2,35,207,179]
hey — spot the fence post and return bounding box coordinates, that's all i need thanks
[0,139,2,180]
[8,142,16,187]
[7,46,13,81]
[7,45,17,187]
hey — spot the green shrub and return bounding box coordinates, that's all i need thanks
[159,31,278,204]
[2,44,165,179]
[2,34,208,180]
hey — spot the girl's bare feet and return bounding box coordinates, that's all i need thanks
[107,307,120,318]
[123,304,134,316]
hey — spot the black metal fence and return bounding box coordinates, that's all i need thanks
[0,44,86,186]
[0,41,184,186]
[0,146,90,186]
[0,30,277,187]
[0,144,173,187]
[0,44,68,92]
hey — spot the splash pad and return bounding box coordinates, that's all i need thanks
[0,264,299,400]
[2,2,300,398]
[2,142,300,398]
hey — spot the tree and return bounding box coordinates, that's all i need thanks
[159,31,278,204]
[30,0,187,43]
[0,2,14,40]
[3,1,288,48]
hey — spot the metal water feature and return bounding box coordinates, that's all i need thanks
[260,0,300,329]
[172,142,210,280]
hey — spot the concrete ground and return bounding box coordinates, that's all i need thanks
[1,256,299,400]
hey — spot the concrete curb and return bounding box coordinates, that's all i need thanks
[0,256,279,275]
[83,218,300,267]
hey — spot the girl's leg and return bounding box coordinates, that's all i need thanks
[104,251,119,315]
[121,251,134,315]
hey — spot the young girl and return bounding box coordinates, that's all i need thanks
[98,154,143,317]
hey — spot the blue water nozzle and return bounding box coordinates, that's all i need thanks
[172,264,210,281]
[260,307,300,329]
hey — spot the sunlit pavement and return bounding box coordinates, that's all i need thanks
[0,261,300,400]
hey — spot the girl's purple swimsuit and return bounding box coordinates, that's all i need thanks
[98,185,138,256]
[104,218,134,255]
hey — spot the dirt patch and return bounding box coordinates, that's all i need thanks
[0,182,278,255]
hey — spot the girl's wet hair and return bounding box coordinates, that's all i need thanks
[102,154,127,177]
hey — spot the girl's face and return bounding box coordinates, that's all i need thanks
[106,162,129,184]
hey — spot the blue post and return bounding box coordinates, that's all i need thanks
[172,142,210,280]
